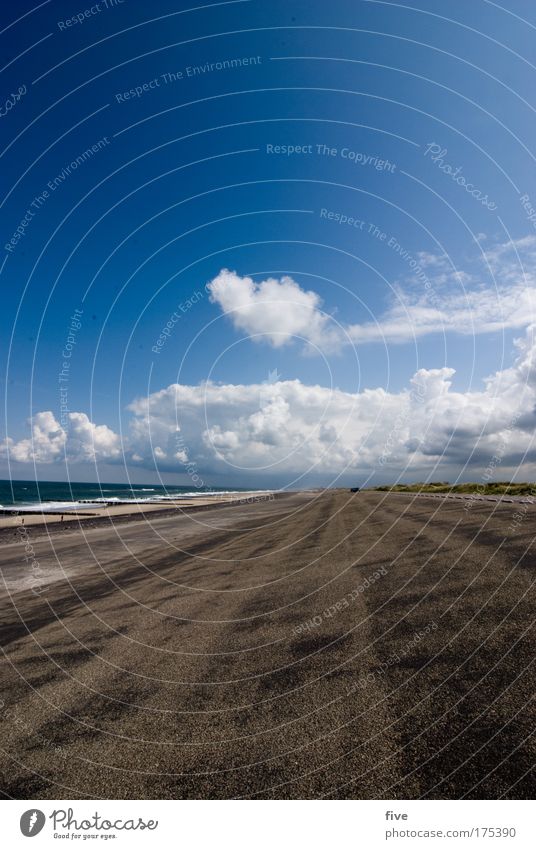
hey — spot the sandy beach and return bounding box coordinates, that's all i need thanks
[0,491,275,531]
[0,489,533,799]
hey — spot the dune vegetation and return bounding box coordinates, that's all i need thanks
[374,481,536,496]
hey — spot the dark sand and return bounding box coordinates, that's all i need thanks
[0,490,534,799]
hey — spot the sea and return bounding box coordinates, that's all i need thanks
[0,480,252,513]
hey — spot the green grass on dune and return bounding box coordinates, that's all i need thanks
[374,481,536,496]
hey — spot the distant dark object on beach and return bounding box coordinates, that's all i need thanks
[350,487,360,492]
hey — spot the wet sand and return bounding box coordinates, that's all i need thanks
[0,490,533,799]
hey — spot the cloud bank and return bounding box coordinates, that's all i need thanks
[3,327,536,482]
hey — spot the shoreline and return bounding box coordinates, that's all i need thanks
[0,491,285,540]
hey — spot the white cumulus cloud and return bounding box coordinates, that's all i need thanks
[2,411,120,464]
[206,268,342,349]
[2,411,66,464]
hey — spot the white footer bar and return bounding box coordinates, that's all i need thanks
[3,799,533,848]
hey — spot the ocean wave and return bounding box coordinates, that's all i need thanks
[0,500,102,513]
[0,489,273,512]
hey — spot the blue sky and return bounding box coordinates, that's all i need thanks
[2,0,536,487]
